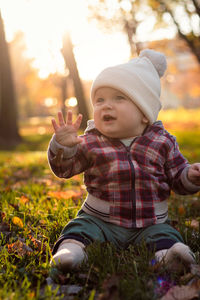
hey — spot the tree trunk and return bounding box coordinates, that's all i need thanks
[60,76,68,121]
[0,11,21,148]
[123,19,141,57]
[62,33,89,130]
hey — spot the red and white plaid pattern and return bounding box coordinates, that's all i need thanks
[48,121,191,228]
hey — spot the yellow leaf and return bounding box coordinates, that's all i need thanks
[185,220,191,227]
[12,216,23,228]
[185,219,199,231]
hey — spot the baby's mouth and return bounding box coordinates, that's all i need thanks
[103,115,116,121]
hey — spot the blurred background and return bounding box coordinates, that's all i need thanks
[0,0,200,150]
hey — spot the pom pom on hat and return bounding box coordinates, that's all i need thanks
[139,49,167,77]
[91,49,167,124]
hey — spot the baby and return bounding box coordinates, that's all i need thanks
[48,49,200,273]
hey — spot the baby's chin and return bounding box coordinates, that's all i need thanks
[99,130,133,139]
[95,123,135,139]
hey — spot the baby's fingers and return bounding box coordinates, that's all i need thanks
[58,111,65,126]
[193,163,200,173]
[74,114,83,131]
[66,110,73,126]
[51,118,59,132]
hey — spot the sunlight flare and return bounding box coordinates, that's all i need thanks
[65,97,78,107]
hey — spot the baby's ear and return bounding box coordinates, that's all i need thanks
[142,116,149,124]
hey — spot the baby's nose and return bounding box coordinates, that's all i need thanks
[103,101,113,109]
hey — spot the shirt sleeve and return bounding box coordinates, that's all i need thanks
[49,134,78,158]
[47,134,91,179]
[165,135,199,195]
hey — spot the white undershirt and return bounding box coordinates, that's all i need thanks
[120,137,136,147]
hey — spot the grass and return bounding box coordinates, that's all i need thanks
[1,115,200,299]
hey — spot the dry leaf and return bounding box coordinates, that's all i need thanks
[7,240,33,256]
[28,234,46,252]
[12,216,23,228]
[160,279,200,300]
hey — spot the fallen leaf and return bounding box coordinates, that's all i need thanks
[7,240,33,256]
[160,279,200,300]
[28,234,46,252]
[12,216,23,228]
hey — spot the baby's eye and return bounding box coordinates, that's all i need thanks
[116,95,126,100]
[96,98,104,103]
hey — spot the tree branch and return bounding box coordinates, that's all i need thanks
[159,0,200,64]
[191,0,200,17]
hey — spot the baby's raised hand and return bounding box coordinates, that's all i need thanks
[51,110,83,147]
[187,163,200,186]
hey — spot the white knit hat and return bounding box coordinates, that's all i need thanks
[91,49,167,124]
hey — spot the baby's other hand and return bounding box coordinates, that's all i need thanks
[187,163,200,186]
[51,110,83,147]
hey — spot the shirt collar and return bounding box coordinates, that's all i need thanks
[84,119,164,136]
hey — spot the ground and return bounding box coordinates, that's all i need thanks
[0,112,200,299]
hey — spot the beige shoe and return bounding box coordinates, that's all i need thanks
[157,243,195,273]
[50,239,87,271]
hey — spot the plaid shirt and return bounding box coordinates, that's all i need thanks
[48,121,197,228]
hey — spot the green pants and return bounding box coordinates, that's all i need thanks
[52,210,183,254]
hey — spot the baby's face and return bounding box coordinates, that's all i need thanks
[92,87,148,139]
